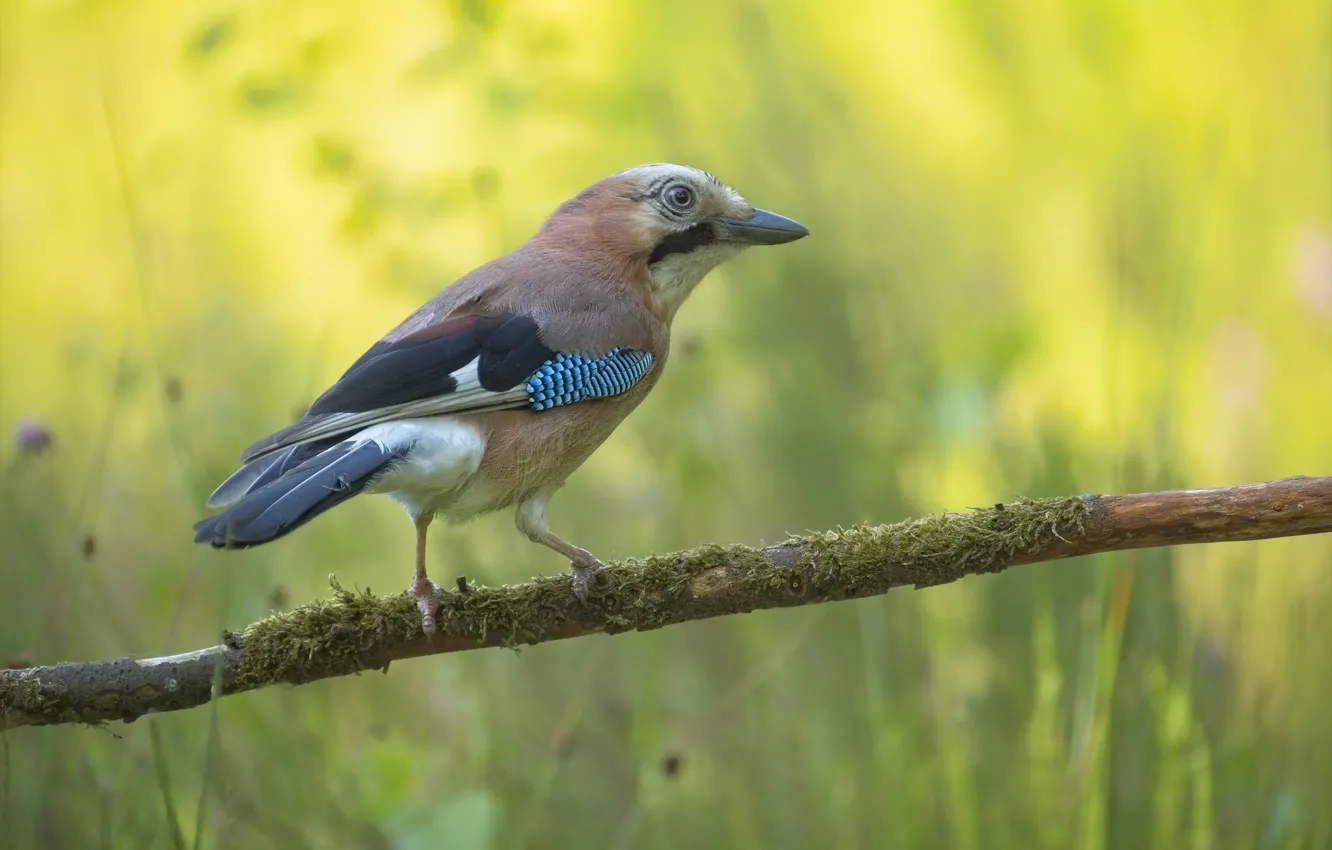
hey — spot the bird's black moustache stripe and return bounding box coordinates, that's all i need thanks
[648,222,716,264]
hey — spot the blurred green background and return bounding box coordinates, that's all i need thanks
[2,0,1330,847]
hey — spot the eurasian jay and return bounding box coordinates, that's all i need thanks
[193,163,808,633]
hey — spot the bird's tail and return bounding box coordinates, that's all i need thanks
[193,438,409,548]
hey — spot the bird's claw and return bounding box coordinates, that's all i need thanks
[409,576,444,635]
[570,557,612,603]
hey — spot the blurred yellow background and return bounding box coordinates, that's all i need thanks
[1,0,1329,847]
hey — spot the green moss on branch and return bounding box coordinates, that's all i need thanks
[13,474,1329,730]
[225,495,1092,695]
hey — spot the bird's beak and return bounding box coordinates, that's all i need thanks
[714,208,809,245]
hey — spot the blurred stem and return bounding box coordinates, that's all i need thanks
[191,567,235,850]
[3,475,1332,731]
[923,609,981,850]
[1073,556,1136,850]
[1029,583,1069,846]
[1,733,9,847]
[149,722,186,850]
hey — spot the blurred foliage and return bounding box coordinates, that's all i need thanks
[1,0,1330,847]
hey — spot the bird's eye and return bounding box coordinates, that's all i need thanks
[663,184,696,211]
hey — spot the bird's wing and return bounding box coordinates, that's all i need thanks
[237,311,556,464]
[233,308,656,471]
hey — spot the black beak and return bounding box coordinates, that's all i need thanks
[714,208,809,245]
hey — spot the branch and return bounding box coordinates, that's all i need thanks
[4,475,1330,731]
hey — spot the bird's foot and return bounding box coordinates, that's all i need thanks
[569,554,612,603]
[409,574,445,635]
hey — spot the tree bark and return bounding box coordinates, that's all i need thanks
[3,475,1330,731]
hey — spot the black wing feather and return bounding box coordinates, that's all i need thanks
[236,312,556,465]
[307,314,555,415]
[476,314,560,390]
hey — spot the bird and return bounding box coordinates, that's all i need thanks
[193,163,808,634]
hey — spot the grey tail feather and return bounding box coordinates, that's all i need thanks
[206,453,282,508]
[240,417,315,465]
[205,438,339,508]
[193,439,409,549]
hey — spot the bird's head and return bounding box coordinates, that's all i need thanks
[541,163,809,316]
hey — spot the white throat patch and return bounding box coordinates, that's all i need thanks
[649,242,745,315]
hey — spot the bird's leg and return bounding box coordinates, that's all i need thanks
[409,512,443,634]
[516,496,611,603]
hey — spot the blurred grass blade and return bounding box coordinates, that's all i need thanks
[150,722,186,850]
[192,581,233,850]
[2,733,10,848]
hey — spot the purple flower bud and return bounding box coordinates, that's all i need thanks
[13,418,53,455]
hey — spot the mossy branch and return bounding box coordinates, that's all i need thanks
[4,475,1330,731]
